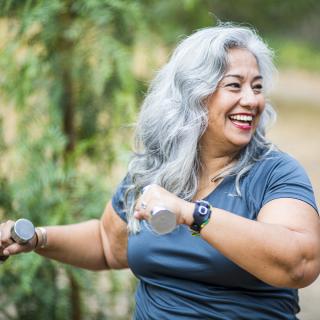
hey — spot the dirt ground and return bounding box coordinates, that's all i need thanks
[270,69,320,319]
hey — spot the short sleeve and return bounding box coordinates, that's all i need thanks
[261,154,318,213]
[111,174,132,223]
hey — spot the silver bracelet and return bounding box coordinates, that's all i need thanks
[35,227,48,249]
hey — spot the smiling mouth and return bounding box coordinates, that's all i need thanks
[228,114,254,130]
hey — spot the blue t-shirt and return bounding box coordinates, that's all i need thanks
[112,151,318,320]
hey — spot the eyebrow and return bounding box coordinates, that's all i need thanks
[223,74,263,81]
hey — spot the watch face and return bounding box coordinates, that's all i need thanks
[197,200,211,215]
[12,219,35,243]
[199,205,209,215]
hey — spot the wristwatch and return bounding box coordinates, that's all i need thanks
[190,200,212,234]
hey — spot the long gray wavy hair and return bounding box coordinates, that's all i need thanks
[125,23,277,233]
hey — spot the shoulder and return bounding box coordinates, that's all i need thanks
[243,149,318,214]
[258,149,299,166]
[101,201,129,269]
[249,149,307,180]
[111,173,133,223]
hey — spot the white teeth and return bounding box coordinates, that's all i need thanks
[229,115,253,121]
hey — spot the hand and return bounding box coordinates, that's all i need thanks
[134,184,195,226]
[0,220,37,259]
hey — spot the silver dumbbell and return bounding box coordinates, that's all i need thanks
[0,218,35,264]
[149,206,177,235]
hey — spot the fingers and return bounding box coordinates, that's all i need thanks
[142,185,152,194]
[135,184,191,226]
[2,242,22,256]
[134,198,151,220]
[134,185,156,220]
[0,220,37,258]
[0,220,15,249]
[135,184,172,220]
[0,221,14,259]
[140,201,147,210]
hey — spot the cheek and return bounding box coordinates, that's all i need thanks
[207,110,225,128]
[259,96,266,113]
[255,101,266,126]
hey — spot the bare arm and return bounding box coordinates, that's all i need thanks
[35,220,108,270]
[135,185,320,288]
[0,202,128,271]
[200,198,320,288]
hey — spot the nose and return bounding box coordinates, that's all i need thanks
[239,86,259,109]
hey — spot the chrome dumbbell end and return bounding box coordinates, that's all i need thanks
[10,218,35,244]
[149,207,177,235]
[0,218,35,264]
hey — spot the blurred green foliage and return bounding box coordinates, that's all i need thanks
[0,0,146,319]
[270,38,320,72]
[0,0,319,319]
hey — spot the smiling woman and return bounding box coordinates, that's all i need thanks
[0,23,319,320]
[119,23,320,319]
[203,48,266,153]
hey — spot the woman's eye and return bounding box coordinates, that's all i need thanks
[253,84,263,92]
[226,83,241,89]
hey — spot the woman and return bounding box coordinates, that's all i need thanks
[1,24,319,319]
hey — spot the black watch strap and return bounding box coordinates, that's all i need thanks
[190,200,212,234]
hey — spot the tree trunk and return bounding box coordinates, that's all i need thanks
[56,5,81,320]
[61,68,75,153]
[68,270,82,320]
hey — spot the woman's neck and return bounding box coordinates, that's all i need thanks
[199,147,238,182]
[193,151,236,200]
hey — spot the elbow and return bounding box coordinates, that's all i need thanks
[284,232,320,288]
[286,257,320,289]
[267,253,320,288]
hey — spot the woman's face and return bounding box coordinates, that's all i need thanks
[201,48,265,154]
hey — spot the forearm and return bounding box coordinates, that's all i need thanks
[201,208,317,288]
[133,184,320,287]
[35,220,109,271]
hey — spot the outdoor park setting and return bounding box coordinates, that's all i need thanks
[0,1,319,319]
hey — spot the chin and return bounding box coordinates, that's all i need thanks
[225,129,255,148]
[228,137,252,149]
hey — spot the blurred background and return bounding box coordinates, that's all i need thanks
[0,0,319,319]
